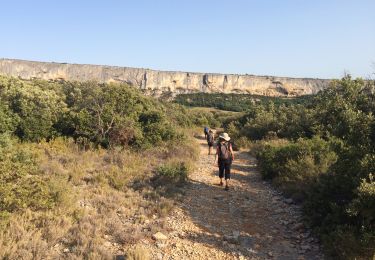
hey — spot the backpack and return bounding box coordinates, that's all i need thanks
[207,133,214,145]
[218,142,231,160]
[204,127,209,134]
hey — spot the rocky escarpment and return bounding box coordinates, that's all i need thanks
[0,59,330,97]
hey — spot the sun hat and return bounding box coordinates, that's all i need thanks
[219,132,230,141]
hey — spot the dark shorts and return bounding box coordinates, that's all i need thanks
[208,142,214,147]
[218,159,232,180]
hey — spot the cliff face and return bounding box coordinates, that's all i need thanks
[0,59,330,97]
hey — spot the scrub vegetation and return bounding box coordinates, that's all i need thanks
[1,75,374,259]
[0,76,216,259]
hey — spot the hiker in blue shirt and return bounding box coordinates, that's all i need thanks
[204,126,209,139]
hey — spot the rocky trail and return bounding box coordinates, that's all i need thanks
[148,135,324,260]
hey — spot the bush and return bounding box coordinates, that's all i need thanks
[256,137,337,200]
[0,76,66,141]
[60,81,186,148]
[246,77,375,258]
[0,135,57,215]
[312,174,375,260]
[156,161,189,185]
[346,175,375,258]
[139,110,177,147]
[0,103,17,134]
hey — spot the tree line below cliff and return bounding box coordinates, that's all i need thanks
[174,92,314,112]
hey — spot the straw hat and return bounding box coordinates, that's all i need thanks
[219,132,231,141]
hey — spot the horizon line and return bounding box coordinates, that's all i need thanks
[0,57,333,81]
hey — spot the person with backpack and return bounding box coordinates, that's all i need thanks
[206,129,215,155]
[214,133,234,191]
[204,126,209,139]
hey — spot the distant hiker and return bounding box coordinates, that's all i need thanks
[207,129,215,155]
[204,126,209,139]
[214,133,234,191]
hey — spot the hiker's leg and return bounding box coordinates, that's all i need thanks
[218,160,224,185]
[224,161,231,189]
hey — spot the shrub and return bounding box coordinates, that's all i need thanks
[156,161,189,185]
[108,124,139,147]
[256,137,337,199]
[139,110,178,147]
[60,81,183,148]
[0,103,17,134]
[0,76,66,141]
[315,175,375,259]
[0,136,57,215]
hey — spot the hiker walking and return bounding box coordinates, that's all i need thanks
[206,129,215,155]
[214,133,234,191]
[204,126,209,139]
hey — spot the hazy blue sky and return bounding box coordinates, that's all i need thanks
[0,0,374,78]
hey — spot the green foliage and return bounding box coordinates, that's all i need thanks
[139,110,177,147]
[156,161,189,184]
[227,76,375,258]
[312,174,375,260]
[0,103,17,134]
[1,73,373,258]
[0,76,207,148]
[226,102,315,141]
[348,174,375,232]
[0,76,66,141]
[61,81,154,147]
[256,137,337,200]
[59,81,209,148]
[0,135,57,215]
[314,76,375,150]
[0,76,206,258]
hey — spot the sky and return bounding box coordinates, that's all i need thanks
[0,0,374,79]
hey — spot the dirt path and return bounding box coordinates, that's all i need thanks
[150,136,324,260]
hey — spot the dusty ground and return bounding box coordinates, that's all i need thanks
[133,135,324,260]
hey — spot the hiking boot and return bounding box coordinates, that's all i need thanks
[219,182,223,186]
[225,186,229,191]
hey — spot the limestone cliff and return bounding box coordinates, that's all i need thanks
[0,59,330,97]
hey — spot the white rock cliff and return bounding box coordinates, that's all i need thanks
[0,59,330,97]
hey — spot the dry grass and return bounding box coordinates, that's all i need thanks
[0,133,198,259]
[0,209,74,259]
[126,245,150,260]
